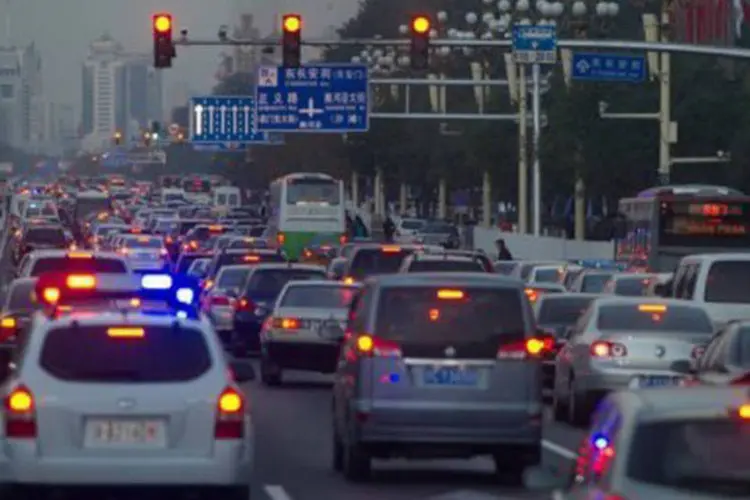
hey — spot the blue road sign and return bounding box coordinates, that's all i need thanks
[255,64,369,133]
[189,96,269,143]
[512,25,557,64]
[572,53,646,83]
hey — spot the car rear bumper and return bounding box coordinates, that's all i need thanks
[263,340,339,373]
[3,440,253,486]
[578,367,682,393]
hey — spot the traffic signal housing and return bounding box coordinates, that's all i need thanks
[410,15,431,70]
[153,13,176,68]
[282,14,302,68]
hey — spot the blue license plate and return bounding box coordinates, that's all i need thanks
[423,367,479,387]
[639,376,678,388]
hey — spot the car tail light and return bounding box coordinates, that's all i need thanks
[591,341,627,358]
[66,274,96,289]
[120,248,129,255]
[42,287,60,304]
[0,317,16,341]
[215,387,244,439]
[355,334,401,357]
[497,337,550,359]
[691,345,705,359]
[165,236,173,244]
[271,317,301,329]
[5,385,36,438]
[276,233,285,245]
[210,296,232,306]
[235,297,254,311]
[343,276,354,285]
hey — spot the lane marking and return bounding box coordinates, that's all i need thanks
[264,484,293,500]
[542,439,577,460]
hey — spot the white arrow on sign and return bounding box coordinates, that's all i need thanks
[193,104,204,135]
[207,105,215,134]
[576,60,590,73]
[231,105,238,135]
[219,105,227,134]
[531,40,539,49]
[243,105,251,134]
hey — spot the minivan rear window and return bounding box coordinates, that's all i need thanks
[375,287,527,343]
[30,257,127,276]
[40,326,211,382]
[407,260,484,273]
[597,304,713,333]
[350,248,414,279]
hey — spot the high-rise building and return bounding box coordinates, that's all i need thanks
[81,33,163,152]
[0,42,44,151]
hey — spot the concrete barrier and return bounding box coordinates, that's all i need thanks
[473,227,614,260]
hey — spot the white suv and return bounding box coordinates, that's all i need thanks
[0,311,254,498]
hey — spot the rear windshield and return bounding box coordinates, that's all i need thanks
[407,260,484,273]
[188,259,210,277]
[280,285,357,309]
[124,237,163,249]
[581,273,613,293]
[537,297,595,325]
[350,248,413,279]
[217,269,250,289]
[6,282,36,311]
[176,254,206,274]
[25,227,65,245]
[40,325,211,382]
[228,239,268,249]
[375,287,527,342]
[534,268,561,283]
[705,261,750,304]
[217,252,286,270]
[628,419,750,495]
[30,257,127,276]
[245,269,327,295]
[614,277,650,296]
[597,304,713,333]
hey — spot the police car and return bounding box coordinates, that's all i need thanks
[0,272,255,498]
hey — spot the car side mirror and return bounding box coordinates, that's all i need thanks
[670,359,695,375]
[230,361,255,383]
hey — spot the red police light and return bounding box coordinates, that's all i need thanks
[412,16,430,34]
[283,14,301,33]
[153,14,172,33]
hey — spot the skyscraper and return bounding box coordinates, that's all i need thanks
[81,34,163,152]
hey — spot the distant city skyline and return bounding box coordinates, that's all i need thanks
[1,0,357,110]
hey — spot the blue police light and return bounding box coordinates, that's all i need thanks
[141,274,173,290]
[176,288,194,304]
[176,310,188,319]
[592,435,609,450]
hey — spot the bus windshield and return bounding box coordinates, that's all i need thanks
[287,178,340,205]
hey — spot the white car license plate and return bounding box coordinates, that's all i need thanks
[87,419,164,445]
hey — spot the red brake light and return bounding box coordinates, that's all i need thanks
[42,287,60,304]
[355,334,401,357]
[215,387,244,439]
[437,289,464,300]
[339,234,348,245]
[243,255,260,262]
[235,297,254,311]
[591,341,627,358]
[5,385,36,438]
[381,245,401,253]
[497,336,550,359]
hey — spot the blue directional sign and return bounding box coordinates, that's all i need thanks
[189,96,268,143]
[512,25,557,64]
[572,53,646,83]
[255,64,369,133]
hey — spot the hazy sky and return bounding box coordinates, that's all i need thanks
[3,0,358,109]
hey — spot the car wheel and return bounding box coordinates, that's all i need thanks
[332,429,344,471]
[567,380,591,427]
[552,388,568,422]
[260,357,282,386]
[342,439,371,482]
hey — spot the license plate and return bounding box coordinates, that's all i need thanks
[635,375,679,388]
[88,419,163,445]
[423,366,479,387]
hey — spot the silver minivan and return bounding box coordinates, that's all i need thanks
[331,273,544,481]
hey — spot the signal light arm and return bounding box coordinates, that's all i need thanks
[170,35,750,59]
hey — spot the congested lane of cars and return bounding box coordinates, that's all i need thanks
[0,178,746,500]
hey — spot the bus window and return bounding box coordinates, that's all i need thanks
[287,178,340,205]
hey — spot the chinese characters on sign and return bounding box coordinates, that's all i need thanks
[511,25,557,64]
[255,64,369,132]
[571,53,646,83]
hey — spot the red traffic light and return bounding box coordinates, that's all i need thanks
[283,14,301,33]
[153,13,172,33]
[412,15,430,34]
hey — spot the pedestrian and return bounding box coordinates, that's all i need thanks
[495,238,513,261]
[383,215,396,243]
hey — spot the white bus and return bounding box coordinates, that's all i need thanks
[267,173,346,259]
